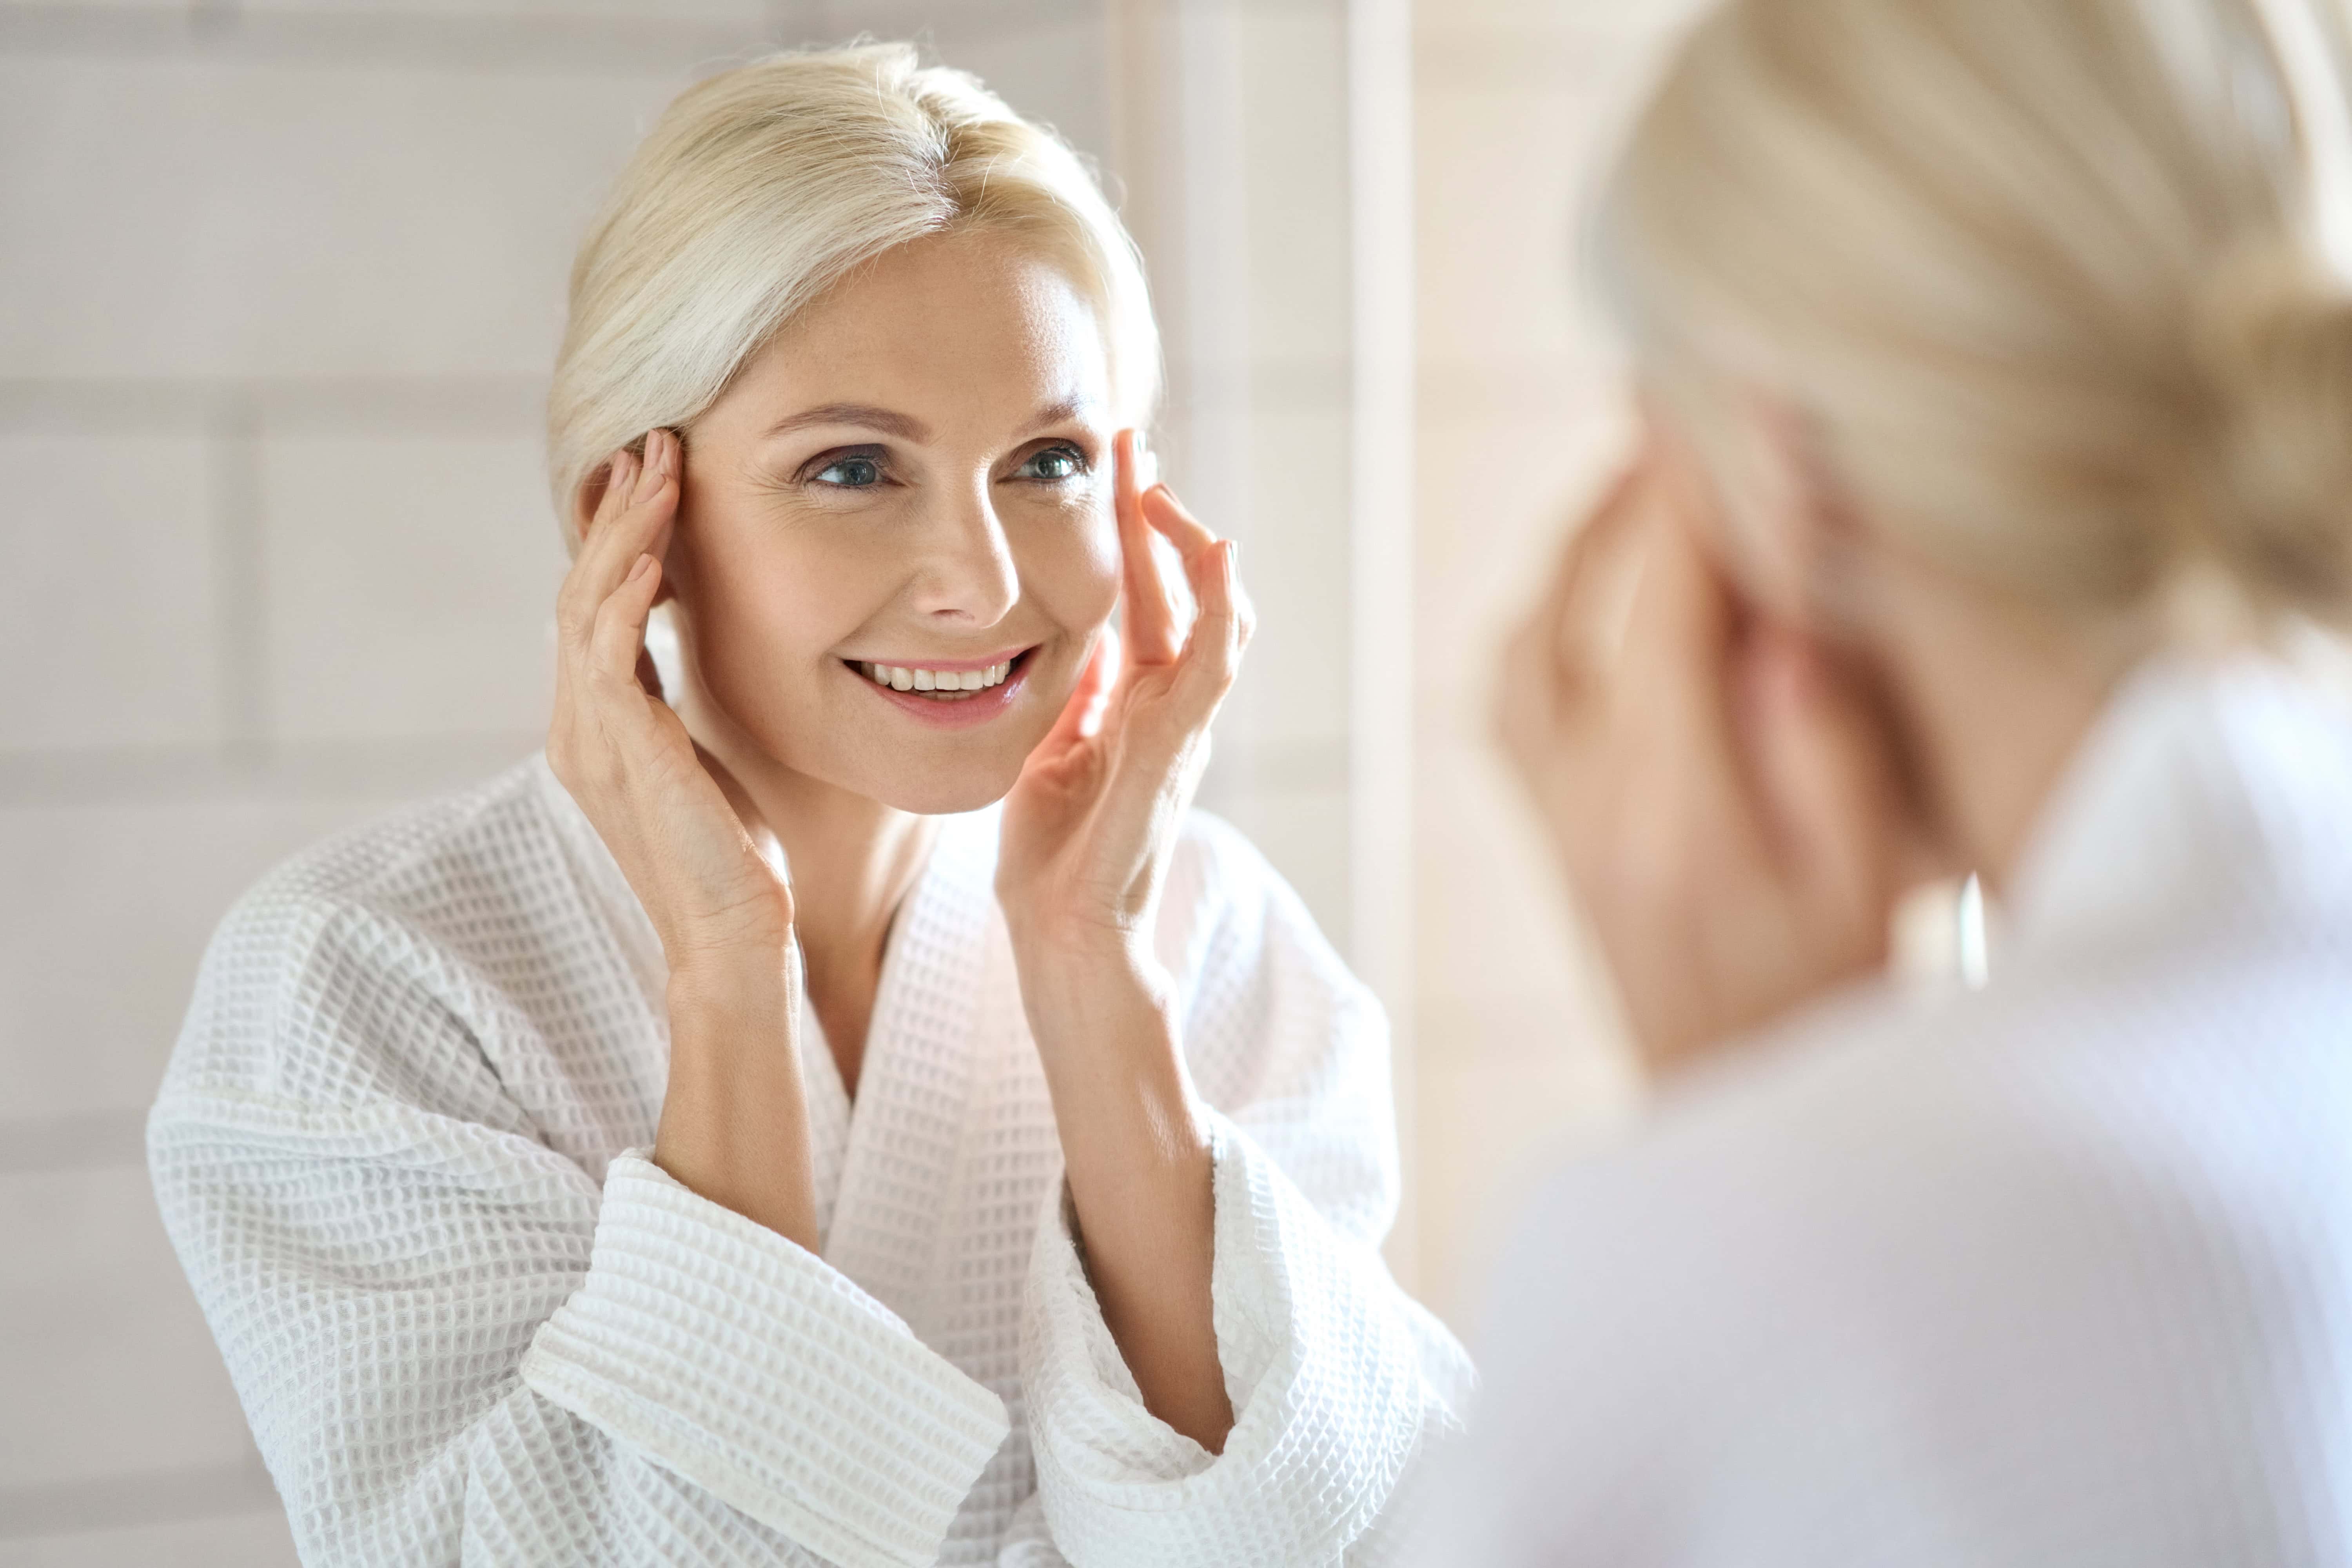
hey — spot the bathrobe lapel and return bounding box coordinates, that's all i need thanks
[809,810,1026,1341]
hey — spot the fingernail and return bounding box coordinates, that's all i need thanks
[627,553,655,583]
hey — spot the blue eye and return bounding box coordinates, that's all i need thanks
[812,455,884,487]
[1016,446,1087,482]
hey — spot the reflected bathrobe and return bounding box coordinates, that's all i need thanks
[1405,653,2352,1566]
[147,752,1474,1568]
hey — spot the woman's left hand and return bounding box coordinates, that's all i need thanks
[996,429,1254,969]
[995,428,1252,1455]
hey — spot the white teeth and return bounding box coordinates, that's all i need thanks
[860,658,1019,693]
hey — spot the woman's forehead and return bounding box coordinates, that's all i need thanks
[714,235,1112,442]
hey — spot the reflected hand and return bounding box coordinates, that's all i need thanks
[1495,431,1928,1077]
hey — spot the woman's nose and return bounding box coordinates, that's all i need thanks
[907,479,1021,627]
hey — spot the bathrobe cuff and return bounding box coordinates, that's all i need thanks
[520,1148,1010,1568]
[1022,1105,1430,1567]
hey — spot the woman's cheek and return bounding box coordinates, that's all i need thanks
[1012,501,1120,631]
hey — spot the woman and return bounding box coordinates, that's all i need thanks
[148,44,1469,1568]
[1415,0,2352,1562]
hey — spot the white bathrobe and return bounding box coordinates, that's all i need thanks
[1406,652,2352,1566]
[147,755,1473,1568]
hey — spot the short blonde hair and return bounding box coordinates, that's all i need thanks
[1597,0,2352,626]
[546,42,1159,544]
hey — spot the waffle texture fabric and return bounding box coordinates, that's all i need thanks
[149,754,1473,1568]
[1405,652,2352,1567]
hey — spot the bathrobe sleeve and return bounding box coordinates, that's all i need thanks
[148,888,1009,1568]
[1016,815,1477,1568]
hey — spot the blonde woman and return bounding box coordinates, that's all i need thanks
[1416,0,2352,1562]
[148,44,1468,1568]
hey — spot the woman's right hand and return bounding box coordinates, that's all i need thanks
[1495,432,1927,1078]
[552,429,817,1247]
[547,428,796,971]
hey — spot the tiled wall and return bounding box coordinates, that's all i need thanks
[1407,0,1706,1328]
[0,1,1357,1558]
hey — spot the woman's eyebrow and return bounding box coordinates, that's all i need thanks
[761,403,931,442]
[1019,395,1098,434]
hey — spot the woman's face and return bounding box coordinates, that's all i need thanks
[665,229,1123,815]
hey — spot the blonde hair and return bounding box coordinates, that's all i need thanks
[1597,0,2352,627]
[546,42,1159,545]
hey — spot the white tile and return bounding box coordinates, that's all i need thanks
[1207,784,1352,961]
[1216,402,1351,757]
[0,433,219,752]
[0,58,684,379]
[0,1512,298,1568]
[1414,71,1643,373]
[0,794,438,1120]
[1407,1001,1639,1325]
[0,1168,258,1489]
[1416,0,1696,29]
[1412,737,1610,1010]
[1235,6,1352,373]
[261,434,561,744]
[250,0,760,15]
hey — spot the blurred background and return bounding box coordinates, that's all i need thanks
[0,0,1700,1558]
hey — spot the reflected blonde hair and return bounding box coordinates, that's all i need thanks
[1598,0,2352,626]
[546,42,1159,549]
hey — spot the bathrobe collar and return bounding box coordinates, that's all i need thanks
[2001,648,2352,967]
[531,753,1023,1331]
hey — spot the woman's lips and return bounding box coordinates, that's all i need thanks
[843,650,1033,730]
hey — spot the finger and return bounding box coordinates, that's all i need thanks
[1034,621,1122,760]
[558,448,636,644]
[1172,537,1245,712]
[1117,432,1186,666]
[1140,481,1218,557]
[561,433,679,652]
[1740,626,1906,949]
[1543,454,1662,699]
[1626,491,1746,788]
[588,552,663,695]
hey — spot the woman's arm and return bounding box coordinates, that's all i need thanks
[1009,935,1227,1450]
[1011,820,1475,1568]
[995,430,1252,1452]
[996,436,1474,1564]
[551,429,822,1250]
[149,893,1008,1568]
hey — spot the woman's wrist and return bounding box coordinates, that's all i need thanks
[655,942,818,1249]
[665,940,797,1014]
[1006,915,1165,1016]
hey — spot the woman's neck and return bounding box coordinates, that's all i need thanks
[671,664,937,1097]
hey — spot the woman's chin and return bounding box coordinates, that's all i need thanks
[864,763,1022,818]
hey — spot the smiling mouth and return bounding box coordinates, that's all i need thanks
[845,652,1028,701]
